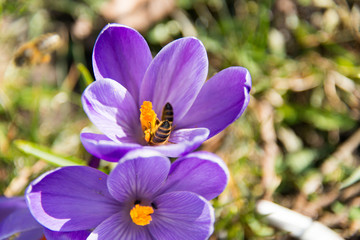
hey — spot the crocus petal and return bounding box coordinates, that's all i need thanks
[108,149,170,202]
[44,228,91,240]
[145,127,209,158]
[149,191,214,240]
[26,167,119,231]
[0,198,41,240]
[82,78,141,142]
[93,23,152,101]
[160,151,229,200]
[81,127,209,161]
[17,228,44,240]
[140,37,208,121]
[178,67,251,138]
[80,133,141,162]
[0,197,27,221]
[87,212,152,240]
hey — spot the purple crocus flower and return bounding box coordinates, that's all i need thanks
[81,23,251,161]
[0,197,90,240]
[26,149,229,239]
[0,197,43,240]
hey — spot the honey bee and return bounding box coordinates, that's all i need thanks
[14,33,62,67]
[149,102,174,145]
[150,120,172,145]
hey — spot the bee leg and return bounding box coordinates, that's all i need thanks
[148,121,152,132]
[143,121,152,144]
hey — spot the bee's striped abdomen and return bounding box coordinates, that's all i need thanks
[151,120,171,145]
[161,102,173,123]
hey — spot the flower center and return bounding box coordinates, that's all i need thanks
[140,101,157,131]
[140,101,158,142]
[140,101,174,145]
[130,204,154,226]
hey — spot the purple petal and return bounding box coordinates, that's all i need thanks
[149,191,214,240]
[87,212,152,240]
[0,197,42,240]
[44,228,91,240]
[108,149,170,202]
[93,23,152,101]
[178,67,251,138]
[82,78,141,142]
[81,128,209,161]
[140,37,208,121]
[160,151,229,200]
[17,228,44,240]
[0,197,27,221]
[80,133,141,162]
[26,166,119,231]
[144,127,209,158]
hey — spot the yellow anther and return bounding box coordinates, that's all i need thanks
[140,101,157,132]
[130,204,154,226]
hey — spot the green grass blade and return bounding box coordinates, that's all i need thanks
[77,63,94,86]
[14,140,86,167]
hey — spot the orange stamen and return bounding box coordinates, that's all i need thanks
[140,101,157,131]
[140,101,158,142]
[130,204,154,226]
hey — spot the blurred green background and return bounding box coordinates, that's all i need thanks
[1,0,360,239]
